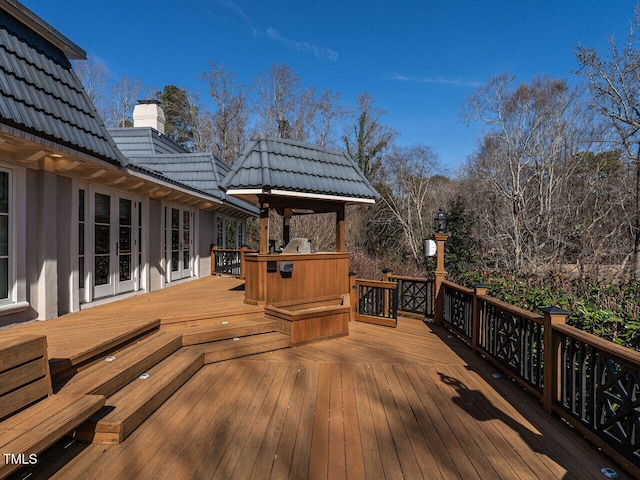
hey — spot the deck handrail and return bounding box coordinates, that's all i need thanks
[353,278,398,327]
[388,273,435,319]
[387,269,640,475]
[210,246,258,278]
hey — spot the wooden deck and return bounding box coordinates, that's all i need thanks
[0,276,254,372]
[5,292,629,479]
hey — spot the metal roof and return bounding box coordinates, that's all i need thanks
[220,135,379,205]
[110,127,258,216]
[124,153,224,200]
[108,127,190,156]
[0,4,127,166]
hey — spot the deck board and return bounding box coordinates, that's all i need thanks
[35,320,631,480]
[0,276,252,367]
[2,278,632,480]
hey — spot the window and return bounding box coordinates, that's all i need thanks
[237,221,244,247]
[216,217,224,247]
[0,170,9,300]
[225,219,237,249]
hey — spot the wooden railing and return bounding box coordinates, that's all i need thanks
[210,246,257,278]
[552,324,640,470]
[386,273,435,319]
[477,294,545,395]
[353,278,398,327]
[442,280,474,341]
[436,279,640,475]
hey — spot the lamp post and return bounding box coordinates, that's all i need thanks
[433,209,449,325]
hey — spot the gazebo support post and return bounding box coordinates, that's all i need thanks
[336,204,345,252]
[259,205,269,254]
[283,208,292,247]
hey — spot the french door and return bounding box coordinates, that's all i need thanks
[168,207,194,281]
[94,191,139,298]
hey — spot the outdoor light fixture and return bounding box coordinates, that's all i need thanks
[434,209,447,233]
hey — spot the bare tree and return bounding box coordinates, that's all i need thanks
[109,75,148,128]
[374,145,440,265]
[203,62,250,163]
[73,55,110,122]
[462,74,596,272]
[575,4,640,277]
[254,64,303,139]
[312,89,343,148]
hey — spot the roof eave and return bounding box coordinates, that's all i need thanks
[1,0,86,59]
[225,188,377,206]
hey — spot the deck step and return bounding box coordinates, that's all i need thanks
[49,320,161,384]
[180,317,278,346]
[75,349,204,444]
[159,306,264,327]
[193,332,291,364]
[58,332,182,397]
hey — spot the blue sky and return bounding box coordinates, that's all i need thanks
[28,0,637,173]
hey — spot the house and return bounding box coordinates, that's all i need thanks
[0,0,256,327]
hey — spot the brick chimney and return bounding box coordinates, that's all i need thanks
[132,100,166,134]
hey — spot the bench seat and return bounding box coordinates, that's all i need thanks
[0,393,105,478]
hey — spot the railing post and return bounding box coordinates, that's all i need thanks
[349,272,357,322]
[382,269,392,317]
[472,284,487,353]
[381,268,392,282]
[210,244,217,275]
[541,306,568,414]
[240,245,248,279]
[433,233,449,325]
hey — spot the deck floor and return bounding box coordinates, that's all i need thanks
[10,301,629,479]
[0,276,253,364]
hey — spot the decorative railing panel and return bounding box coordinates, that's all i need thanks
[479,299,544,393]
[389,275,435,319]
[355,279,398,327]
[556,325,640,467]
[213,249,241,276]
[387,271,640,474]
[443,283,473,340]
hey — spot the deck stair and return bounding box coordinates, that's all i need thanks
[175,316,280,346]
[74,348,203,444]
[63,313,290,445]
[58,332,183,397]
[190,331,291,364]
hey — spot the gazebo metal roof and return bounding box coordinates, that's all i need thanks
[220,135,379,207]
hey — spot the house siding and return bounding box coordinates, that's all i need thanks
[56,175,72,316]
[148,198,163,292]
[198,210,213,277]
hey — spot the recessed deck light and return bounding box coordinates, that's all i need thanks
[601,468,619,479]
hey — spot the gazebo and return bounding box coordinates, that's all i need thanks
[221,135,379,343]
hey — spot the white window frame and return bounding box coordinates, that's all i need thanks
[163,203,197,282]
[214,213,246,249]
[0,161,28,315]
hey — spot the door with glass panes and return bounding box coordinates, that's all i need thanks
[168,207,193,281]
[93,191,139,298]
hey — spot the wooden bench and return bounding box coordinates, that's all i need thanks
[265,294,350,345]
[0,335,105,479]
